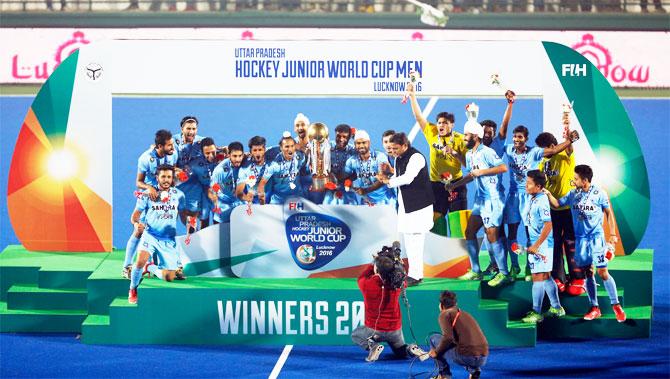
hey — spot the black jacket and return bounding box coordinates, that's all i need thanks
[395,147,434,213]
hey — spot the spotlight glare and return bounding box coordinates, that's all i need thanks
[47,149,79,181]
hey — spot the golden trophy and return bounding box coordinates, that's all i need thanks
[307,122,331,192]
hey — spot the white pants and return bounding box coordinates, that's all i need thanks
[403,232,426,280]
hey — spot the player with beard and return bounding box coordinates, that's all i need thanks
[257,133,309,205]
[128,165,186,304]
[478,90,514,276]
[209,142,246,223]
[445,121,508,286]
[407,83,467,236]
[187,137,219,229]
[122,129,178,279]
[236,136,272,205]
[544,165,626,322]
[323,124,357,205]
[344,130,393,206]
[497,110,578,283]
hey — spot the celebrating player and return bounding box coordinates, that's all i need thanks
[175,115,204,166]
[498,111,579,281]
[344,130,393,206]
[478,90,514,276]
[537,124,583,295]
[209,142,246,223]
[380,129,398,205]
[184,137,220,229]
[408,82,468,236]
[544,165,626,322]
[446,120,508,286]
[257,133,309,205]
[122,129,178,279]
[323,124,357,205]
[128,164,186,304]
[520,170,565,323]
[236,136,272,205]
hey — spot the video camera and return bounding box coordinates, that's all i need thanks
[375,241,406,290]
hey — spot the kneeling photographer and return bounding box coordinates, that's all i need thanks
[351,243,427,362]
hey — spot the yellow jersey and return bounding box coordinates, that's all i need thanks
[422,123,467,182]
[540,150,575,210]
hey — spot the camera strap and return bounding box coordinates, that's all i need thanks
[452,309,462,328]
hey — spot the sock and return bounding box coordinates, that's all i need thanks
[130,266,143,289]
[148,265,164,280]
[532,281,544,313]
[506,237,519,269]
[466,239,481,273]
[544,279,561,309]
[490,240,508,275]
[486,241,496,266]
[603,275,619,305]
[124,234,140,266]
[586,275,599,307]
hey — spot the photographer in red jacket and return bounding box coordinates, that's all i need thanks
[351,249,427,362]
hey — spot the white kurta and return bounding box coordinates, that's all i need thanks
[387,152,434,280]
[388,152,434,234]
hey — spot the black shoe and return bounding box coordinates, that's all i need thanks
[406,277,423,287]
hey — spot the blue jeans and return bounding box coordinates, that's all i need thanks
[429,334,487,376]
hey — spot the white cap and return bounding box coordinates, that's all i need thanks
[463,120,484,139]
[282,131,292,138]
[354,130,371,142]
[294,113,309,125]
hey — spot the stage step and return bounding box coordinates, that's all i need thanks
[481,280,625,319]
[6,284,88,311]
[537,306,652,339]
[0,300,87,333]
[38,269,92,290]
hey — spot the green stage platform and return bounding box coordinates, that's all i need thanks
[0,245,653,346]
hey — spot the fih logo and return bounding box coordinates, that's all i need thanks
[571,33,649,84]
[288,202,304,211]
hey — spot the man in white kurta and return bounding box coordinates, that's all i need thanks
[379,133,434,286]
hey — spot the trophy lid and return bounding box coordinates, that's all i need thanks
[307,122,329,142]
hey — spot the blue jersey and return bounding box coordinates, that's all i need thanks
[175,134,204,168]
[135,187,185,240]
[522,193,554,248]
[177,155,217,207]
[137,148,179,187]
[211,159,244,204]
[489,137,506,196]
[238,159,272,203]
[330,141,357,187]
[504,145,544,192]
[267,152,308,199]
[465,144,504,201]
[344,151,390,203]
[558,184,610,238]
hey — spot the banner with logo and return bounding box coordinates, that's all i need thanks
[1,28,668,87]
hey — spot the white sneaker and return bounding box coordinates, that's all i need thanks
[366,344,384,362]
[407,344,429,361]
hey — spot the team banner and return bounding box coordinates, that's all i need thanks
[2,28,668,87]
[7,39,649,259]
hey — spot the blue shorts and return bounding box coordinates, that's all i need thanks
[575,234,608,268]
[199,193,213,220]
[471,197,504,229]
[503,191,526,225]
[323,189,357,205]
[139,233,180,271]
[213,200,243,223]
[527,243,553,273]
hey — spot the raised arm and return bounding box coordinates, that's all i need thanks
[408,82,428,131]
[498,90,515,140]
[543,130,579,157]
